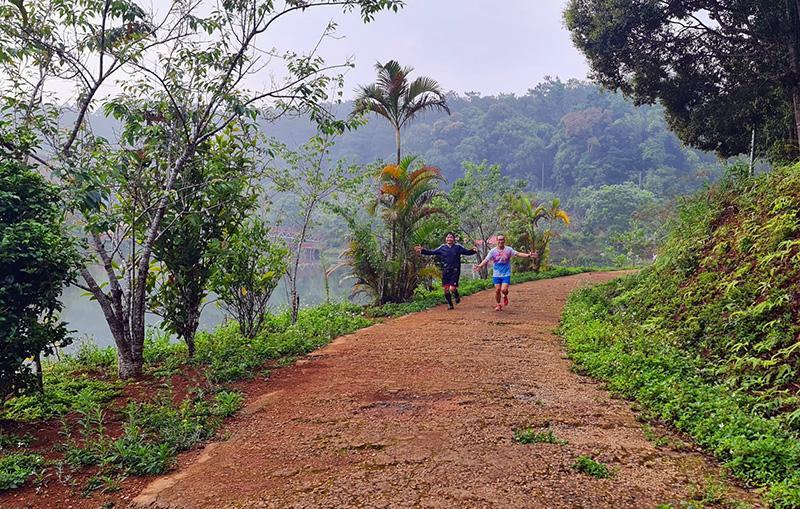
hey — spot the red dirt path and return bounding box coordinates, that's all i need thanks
[128,272,757,509]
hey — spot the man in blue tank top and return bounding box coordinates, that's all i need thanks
[473,234,536,311]
[415,233,477,309]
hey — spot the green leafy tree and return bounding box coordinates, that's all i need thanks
[0,0,402,379]
[446,161,522,278]
[572,183,656,236]
[0,135,80,397]
[564,0,800,158]
[209,219,287,339]
[353,60,450,164]
[148,126,259,357]
[267,134,368,324]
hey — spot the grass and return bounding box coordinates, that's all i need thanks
[513,427,568,445]
[560,165,800,508]
[0,454,45,490]
[0,267,597,495]
[572,455,613,478]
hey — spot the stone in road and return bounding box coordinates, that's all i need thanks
[134,272,755,508]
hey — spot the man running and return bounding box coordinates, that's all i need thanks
[473,235,536,311]
[415,233,477,310]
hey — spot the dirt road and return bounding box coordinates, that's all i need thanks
[133,272,755,509]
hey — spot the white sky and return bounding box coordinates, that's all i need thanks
[39,1,589,106]
[264,0,590,97]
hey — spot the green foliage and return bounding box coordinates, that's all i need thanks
[267,134,369,323]
[0,432,32,452]
[353,60,450,164]
[212,391,244,418]
[337,155,447,304]
[0,151,80,397]
[560,163,800,505]
[513,427,567,445]
[0,453,44,490]
[503,193,570,271]
[564,0,797,160]
[1,367,124,422]
[572,455,612,479]
[445,161,523,275]
[209,218,287,338]
[148,124,259,356]
[282,78,720,198]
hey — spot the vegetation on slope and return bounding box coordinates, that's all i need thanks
[561,165,800,507]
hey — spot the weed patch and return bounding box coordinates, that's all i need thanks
[0,454,45,490]
[572,455,613,478]
[513,427,568,445]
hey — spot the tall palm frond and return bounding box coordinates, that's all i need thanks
[352,60,450,163]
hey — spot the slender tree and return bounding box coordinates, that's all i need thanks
[353,60,450,164]
[267,135,367,324]
[0,0,402,379]
[446,161,523,278]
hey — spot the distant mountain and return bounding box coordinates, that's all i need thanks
[268,78,724,199]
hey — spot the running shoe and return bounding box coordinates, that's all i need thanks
[495,304,502,311]
[503,295,509,307]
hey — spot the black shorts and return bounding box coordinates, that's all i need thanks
[441,268,460,287]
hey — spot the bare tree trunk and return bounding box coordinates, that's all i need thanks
[395,127,401,165]
[34,352,43,393]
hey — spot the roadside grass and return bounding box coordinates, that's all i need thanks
[513,427,568,445]
[572,455,613,478]
[559,163,800,509]
[0,267,597,496]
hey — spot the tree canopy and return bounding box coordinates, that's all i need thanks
[564,0,800,161]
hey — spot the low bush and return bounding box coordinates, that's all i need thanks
[572,455,613,479]
[513,427,567,445]
[0,454,44,490]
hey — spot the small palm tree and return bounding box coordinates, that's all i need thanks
[337,156,445,304]
[504,193,570,271]
[353,60,450,164]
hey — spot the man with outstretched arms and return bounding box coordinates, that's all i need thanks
[473,234,536,311]
[415,233,477,310]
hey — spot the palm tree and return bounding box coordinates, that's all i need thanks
[536,198,570,271]
[353,60,450,164]
[336,156,445,304]
[504,194,570,271]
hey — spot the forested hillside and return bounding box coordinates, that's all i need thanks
[561,165,800,507]
[273,78,723,199]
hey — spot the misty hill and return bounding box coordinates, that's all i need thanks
[271,78,723,199]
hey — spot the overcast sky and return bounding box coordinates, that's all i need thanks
[238,0,590,98]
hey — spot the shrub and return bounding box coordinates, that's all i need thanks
[209,218,287,339]
[572,455,613,479]
[0,152,81,397]
[513,427,567,445]
[0,453,44,490]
